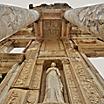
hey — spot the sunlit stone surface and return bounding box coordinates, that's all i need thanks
[10,48,25,53]
[64,3,104,39]
[0,4,40,40]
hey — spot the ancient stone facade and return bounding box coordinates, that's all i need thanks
[0,3,104,104]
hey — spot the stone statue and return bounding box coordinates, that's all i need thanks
[43,62,64,103]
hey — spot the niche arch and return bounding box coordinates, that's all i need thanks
[38,59,69,103]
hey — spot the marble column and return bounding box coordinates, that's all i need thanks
[66,23,71,38]
[64,3,104,39]
[33,22,38,37]
[61,20,66,38]
[0,4,40,40]
[39,20,43,38]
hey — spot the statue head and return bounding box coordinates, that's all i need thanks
[51,62,56,67]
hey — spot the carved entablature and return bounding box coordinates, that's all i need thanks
[41,8,62,19]
[79,38,96,44]
[42,12,61,19]
[73,37,104,57]
[31,3,72,39]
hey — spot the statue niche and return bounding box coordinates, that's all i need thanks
[43,62,64,103]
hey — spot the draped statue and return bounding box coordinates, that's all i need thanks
[43,62,64,103]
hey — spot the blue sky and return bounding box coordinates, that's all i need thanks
[0,0,104,8]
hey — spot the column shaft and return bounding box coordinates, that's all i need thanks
[64,3,104,39]
[0,4,40,40]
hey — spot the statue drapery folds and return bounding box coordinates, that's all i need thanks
[43,62,64,103]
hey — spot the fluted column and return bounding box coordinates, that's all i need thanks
[64,3,104,39]
[0,4,40,40]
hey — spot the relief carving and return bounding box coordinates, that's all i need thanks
[4,89,27,104]
[63,63,84,104]
[67,50,104,104]
[13,59,36,88]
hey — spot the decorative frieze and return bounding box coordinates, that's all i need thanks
[63,63,85,104]
[65,47,104,104]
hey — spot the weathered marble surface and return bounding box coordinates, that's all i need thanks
[0,4,40,40]
[43,62,64,103]
[64,3,104,39]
